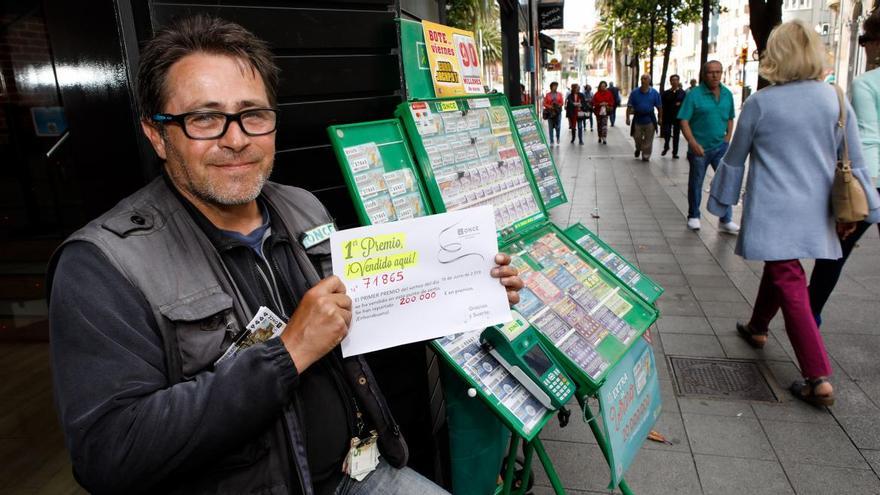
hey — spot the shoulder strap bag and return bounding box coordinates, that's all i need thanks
[831,84,869,223]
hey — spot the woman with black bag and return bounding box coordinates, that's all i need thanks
[542,82,563,145]
[564,83,587,145]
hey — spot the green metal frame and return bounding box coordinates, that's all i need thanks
[394,94,548,243]
[494,391,636,495]
[430,338,556,442]
[326,119,433,226]
[325,90,661,495]
[510,105,567,210]
[563,223,664,305]
[502,222,659,393]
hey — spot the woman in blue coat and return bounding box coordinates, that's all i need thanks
[708,21,880,407]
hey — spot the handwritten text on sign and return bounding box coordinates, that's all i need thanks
[331,206,511,356]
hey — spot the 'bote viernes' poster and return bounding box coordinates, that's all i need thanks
[421,20,484,97]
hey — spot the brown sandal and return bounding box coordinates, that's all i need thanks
[736,322,768,349]
[790,377,835,407]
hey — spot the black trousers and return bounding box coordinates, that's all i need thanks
[808,213,880,324]
[661,120,681,155]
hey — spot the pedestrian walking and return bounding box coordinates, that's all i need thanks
[520,83,532,105]
[808,7,880,327]
[679,60,739,233]
[661,74,686,158]
[593,81,615,145]
[626,74,662,161]
[543,82,563,145]
[608,82,621,126]
[707,20,880,407]
[686,78,697,93]
[583,84,595,132]
[565,83,587,145]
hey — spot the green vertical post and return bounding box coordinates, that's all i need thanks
[514,442,536,495]
[499,434,521,494]
[577,394,635,495]
[531,438,566,494]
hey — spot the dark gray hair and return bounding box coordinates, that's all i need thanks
[700,60,723,82]
[137,14,280,118]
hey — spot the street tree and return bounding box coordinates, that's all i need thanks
[700,0,711,68]
[592,0,707,92]
[591,0,654,89]
[445,0,503,81]
[660,0,702,92]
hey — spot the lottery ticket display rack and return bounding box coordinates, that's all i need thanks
[328,93,663,495]
[509,105,567,210]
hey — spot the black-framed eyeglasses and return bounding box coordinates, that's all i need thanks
[151,108,279,140]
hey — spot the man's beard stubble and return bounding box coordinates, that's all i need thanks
[164,137,273,207]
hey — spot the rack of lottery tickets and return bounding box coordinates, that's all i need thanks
[328,93,663,495]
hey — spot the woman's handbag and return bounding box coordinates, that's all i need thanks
[542,108,551,120]
[577,111,588,118]
[831,84,869,223]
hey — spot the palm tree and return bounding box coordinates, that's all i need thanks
[446,0,502,84]
[586,23,614,56]
[588,0,627,89]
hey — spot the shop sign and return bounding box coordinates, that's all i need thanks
[539,4,564,30]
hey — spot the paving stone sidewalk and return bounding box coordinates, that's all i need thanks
[534,119,880,495]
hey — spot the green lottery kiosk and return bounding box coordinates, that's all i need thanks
[325,19,666,495]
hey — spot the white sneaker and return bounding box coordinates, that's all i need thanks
[719,221,740,234]
[687,218,701,230]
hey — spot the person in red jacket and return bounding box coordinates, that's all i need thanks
[592,81,616,145]
[543,82,563,145]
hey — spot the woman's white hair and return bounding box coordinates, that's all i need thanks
[760,20,827,84]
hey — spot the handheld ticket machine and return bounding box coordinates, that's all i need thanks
[480,314,575,409]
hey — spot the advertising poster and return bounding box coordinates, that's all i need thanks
[421,20,484,97]
[597,338,662,488]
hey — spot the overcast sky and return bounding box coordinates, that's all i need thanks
[564,1,595,32]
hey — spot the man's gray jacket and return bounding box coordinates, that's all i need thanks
[47,177,407,494]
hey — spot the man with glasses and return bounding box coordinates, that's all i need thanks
[679,60,740,233]
[47,15,521,494]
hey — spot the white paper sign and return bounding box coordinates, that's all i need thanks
[331,206,512,357]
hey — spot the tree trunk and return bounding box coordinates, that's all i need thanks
[700,0,710,71]
[649,11,656,81]
[749,0,783,89]
[615,48,625,90]
[632,53,640,90]
[660,0,674,92]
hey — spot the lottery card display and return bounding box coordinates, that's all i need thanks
[508,233,644,379]
[341,142,427,224]
[216,306,286,365]
[573,233,643,289]
[414,100,542,230]
[511,107,564,206]
[436,330,547,434]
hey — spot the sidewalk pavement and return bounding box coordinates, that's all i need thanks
[533,119,880,494]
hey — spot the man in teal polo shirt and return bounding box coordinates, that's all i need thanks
[679,60,740,233]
